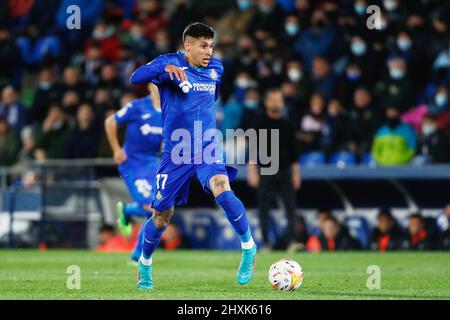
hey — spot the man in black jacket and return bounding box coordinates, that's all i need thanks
[248,88,301,251]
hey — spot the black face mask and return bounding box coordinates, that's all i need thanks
[387,117,400,129]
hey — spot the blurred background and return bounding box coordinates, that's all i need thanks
[0,0,449,252]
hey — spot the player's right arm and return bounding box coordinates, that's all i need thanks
[104,101,139,165]
[104,114,126,165]
[130,55,187,85]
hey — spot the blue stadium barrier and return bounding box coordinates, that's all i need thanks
[299,152,326,167]
[330,151,357,167]
[344,215,371,249]
[188,213,218,249]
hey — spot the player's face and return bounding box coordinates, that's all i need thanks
[185,37,214,67]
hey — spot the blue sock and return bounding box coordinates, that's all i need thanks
[131,224,145,261]
[216,191,250,237]
[124,202,149,217]
[141,218,166,260]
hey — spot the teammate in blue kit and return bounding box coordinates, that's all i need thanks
[130,22,257,290]
[104,83,163,263]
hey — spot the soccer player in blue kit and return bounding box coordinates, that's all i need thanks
[130,22,257,290]
[104,83,163,263]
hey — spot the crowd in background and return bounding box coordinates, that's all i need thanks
[0,0,449,169]
[301,204,450,252]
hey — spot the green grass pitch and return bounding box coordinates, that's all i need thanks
[0,250,449,300]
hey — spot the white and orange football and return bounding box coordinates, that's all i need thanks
[268,258,303,291]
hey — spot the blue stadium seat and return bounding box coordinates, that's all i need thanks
[344,215,371,249]
[362,153,377,167]
[299,152,326,167]
[330,151,356,167]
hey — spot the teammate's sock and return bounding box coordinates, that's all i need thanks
[131,224,145,261]
[216,191,254,248]
[124,202,149,217]
[141,218,166,260]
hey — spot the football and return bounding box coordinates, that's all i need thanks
[268,258,303,291]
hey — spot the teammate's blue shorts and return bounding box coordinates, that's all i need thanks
[151,152,238,211]
[118,158,160,206]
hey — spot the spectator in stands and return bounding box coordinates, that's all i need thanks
[437,204,450,250]
[346,87,380,159]
[283,59,313,120]
[427,86,449,116]
[96,223,136,252]
[297,93,325,153]
[35,103,71,160]
[159,223,191,250]
[138,0,168,41]
[309,208,333,237]
[0,27,21,89]
[61,67,85,101]
[371,106,417,166]
[80,43,104,87]
[323,99,348,155]
[93,88,115,119]
[30,67,61,124]
[404,213,435,250]
[0,85,26,133]
[437,203,450,234]
[417,114,450,163]
[61,90,81,118]
[127,22,154,62]
[337,62,365,107]
[293,9,337,72]
[16,24,62,67]
[307,215,360,252]
[431,44,450,88]
[147,29,170,61]
[88,20,120,62]
[65,103,100,159]
[311,57,336,100]
[375,56,414,113]
[248,0,286,39]
[248,88,301,251]
[16,126,36,165]
[0,115,19,166]
[97,64,124,104]
[370,209,405,251]
[240,88,262,131]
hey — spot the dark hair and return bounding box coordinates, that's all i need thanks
[182,22,214,42]
[409,213,424,222]
[378,208,393,220]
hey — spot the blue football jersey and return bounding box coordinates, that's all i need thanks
[114,96,163,167]
[130,51,223,160]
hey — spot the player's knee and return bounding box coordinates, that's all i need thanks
[152,208,173,229]
[210,174,231,197]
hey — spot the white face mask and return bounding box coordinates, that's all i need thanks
[383,0,397,11]
[287,68,302,82]
[236,77,250,89]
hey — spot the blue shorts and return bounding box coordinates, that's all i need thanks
[151,153,238,211]
[119,158,160,206]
